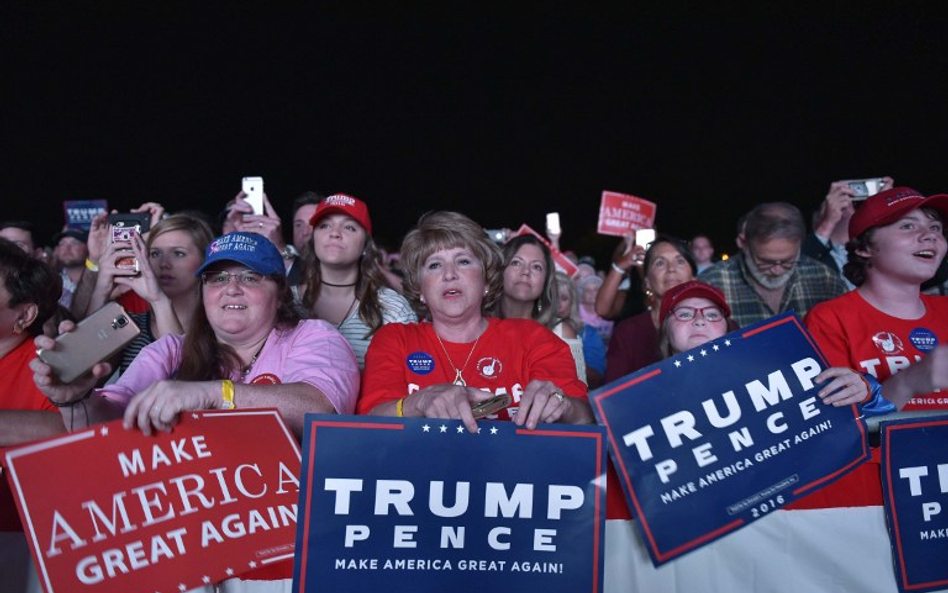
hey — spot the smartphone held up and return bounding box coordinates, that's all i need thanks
[242,176,265,215]
[634,228,656,249]
[107,212,150,273]
[843,178,886,202]
[545,212,562,236]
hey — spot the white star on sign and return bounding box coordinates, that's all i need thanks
[439,425,447,433]
[713,344,719,351]
[249,561,258,568]
[422,424,430,432]
[687,355,694,362]
[490,427,499,435]
[674,360,682,368]
[456,425,465,434]
[100,426,109,436]
[178,585,186,592]
[226,568,235,576]
[725,340,731,346]
[700,349,707,357]
[192,413,200,419]
[477,427,482,434]
[202,576,211,584]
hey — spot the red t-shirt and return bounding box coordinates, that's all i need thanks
[1,339,59,531]
[359,317,586,415]
[805,290,948,410]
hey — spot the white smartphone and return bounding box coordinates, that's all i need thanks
[546,212,561,235]
[635,228,656,249]
[241,176,265,215]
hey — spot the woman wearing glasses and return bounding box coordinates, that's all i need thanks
[32,232,360,438]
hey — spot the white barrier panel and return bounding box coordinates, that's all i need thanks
[604,508,947,593]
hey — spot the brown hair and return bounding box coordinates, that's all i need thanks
[494,234,559,328]
[0,238,61,337]
[844,207,945,287]
[399,211,505,319]
[300,234,391,338]
[176,274,301,381]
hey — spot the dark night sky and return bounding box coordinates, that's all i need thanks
[4,4,948,264]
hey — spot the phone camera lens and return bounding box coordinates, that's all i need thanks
[114,316,129,328]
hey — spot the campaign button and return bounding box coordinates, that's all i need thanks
[407,352,435,374]
[909,328,939,352]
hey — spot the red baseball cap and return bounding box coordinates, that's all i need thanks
[659,280,731,324]
[849,186,948,238]
[309,193,373,236]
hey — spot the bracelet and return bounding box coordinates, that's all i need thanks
[611,262,627,275]
[85,259,99,272]
[396,397,405,418]
[221,380,236,409]
[47,390,92,408]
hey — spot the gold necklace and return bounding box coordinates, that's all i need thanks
[434,327,483,387]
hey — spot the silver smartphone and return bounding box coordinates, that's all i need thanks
[37,302,141,383]
[843,178,886,202]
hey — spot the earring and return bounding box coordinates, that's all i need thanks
[537,302,543,313]
[420,295,426,304]
[13,321,22,335]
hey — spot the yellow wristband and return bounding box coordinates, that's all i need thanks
[396,397,405,418]
[85,258,99,272]
[221,380,236,409]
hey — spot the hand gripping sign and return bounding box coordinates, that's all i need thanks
[4,409,301,593]
[292,415,607,593]
[590,312,871,565]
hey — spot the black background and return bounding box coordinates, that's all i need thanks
[5,4,947,263]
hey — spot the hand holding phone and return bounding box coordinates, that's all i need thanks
[471,394,512,419]
[241,176,265,215]
[107,212,150,273]
[841,178,886,202]
[37,302,141,384]
[634,228,656,249]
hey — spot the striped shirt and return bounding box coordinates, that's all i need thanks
[336,287,417,369]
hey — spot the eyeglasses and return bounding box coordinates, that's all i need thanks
[747,247,799,272]
[201,270,266,287]
[671,306,726,322]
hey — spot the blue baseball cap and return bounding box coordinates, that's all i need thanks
[196,232,285,277]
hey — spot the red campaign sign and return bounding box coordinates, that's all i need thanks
[4,410,301,593]
[513,224,580,277]
[597,191,657,237]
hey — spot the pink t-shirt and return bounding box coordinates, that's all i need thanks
[99,319,360,414]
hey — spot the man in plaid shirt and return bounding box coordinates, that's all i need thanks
[699,202,846,328]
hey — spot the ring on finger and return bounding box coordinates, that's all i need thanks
[552,391,565,403]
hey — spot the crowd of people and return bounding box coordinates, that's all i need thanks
[1,178,947,590]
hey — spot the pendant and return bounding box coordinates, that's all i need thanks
[453,370,466,387]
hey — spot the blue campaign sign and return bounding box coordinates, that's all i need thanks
[881,416,948,593]
[590,312,870,565]
[292,415,607,592]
